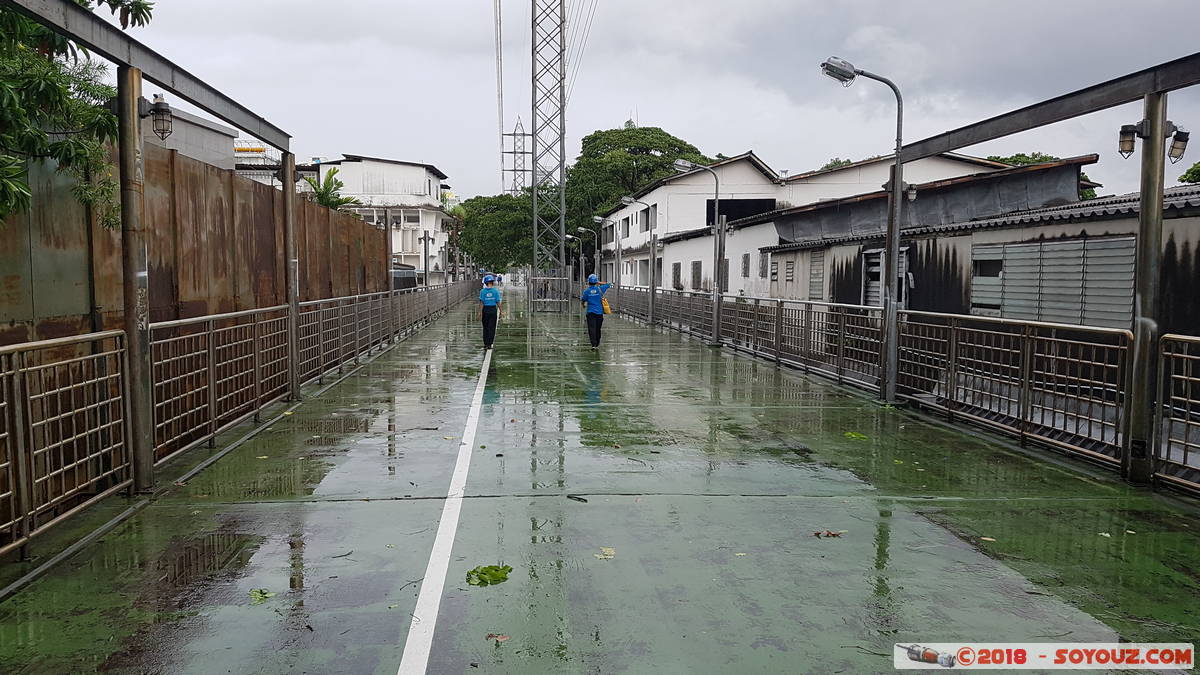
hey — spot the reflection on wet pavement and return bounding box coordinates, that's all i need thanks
[0,289,1197,674]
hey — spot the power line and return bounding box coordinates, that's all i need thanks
[494,0,505,193]
[566,0,598,104]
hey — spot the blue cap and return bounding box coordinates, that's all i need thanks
[587,274,599,284]
[483,274,495,284]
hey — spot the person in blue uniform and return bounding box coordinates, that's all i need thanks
[579,274,610,350]
[478,275,502,350]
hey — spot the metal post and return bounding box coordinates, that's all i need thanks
[9,353,33,558]
[648,233,658,325]
[251,314,261,422]
[852,69,905,405]
[422,235,429,287]
[774,299,783,365]
[1125,91,1167,484]
[282,152,301,401]
[206,319,217,447]
[713,214,727,346]
[118,66,154,493]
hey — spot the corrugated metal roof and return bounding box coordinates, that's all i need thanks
[760,184,1200,253]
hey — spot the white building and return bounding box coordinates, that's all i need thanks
[600,151,1011,298]
[315,155,457,283]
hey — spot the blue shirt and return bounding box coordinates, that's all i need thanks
[580,284,610,314]
[479,287,502,307]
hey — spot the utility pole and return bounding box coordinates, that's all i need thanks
[117,66,153,493]
[1125,91,1169,484]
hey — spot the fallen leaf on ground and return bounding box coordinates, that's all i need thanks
[594,547,616,560]
[190,510,201,515]
[735,552,747,557]
[823,530,845,538]
[173,480,187,487]
[510,419,516,423]
[256,456,269,459]
[283,411,294,416]
[388,604,399,609]
[843,431,869,440]
[466,564,513,586]
[980,537,997,542]
[443,436,454,440]
[386,544,396,549]
[485,633,511,642]
[812,531,823,537]
[566,494,588,503]
[480,445,487,449]
[1126,529,1137,534]
[1098,532,1112,538]
[249,589,275,605]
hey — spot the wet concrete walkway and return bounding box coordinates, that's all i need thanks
[0,289,1198,674]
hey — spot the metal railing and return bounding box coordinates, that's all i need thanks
[0,281,475,555]
[615,288,1154,479]
[530,276,571,311]
[0,332,131,557]
[1157,335,1200,492]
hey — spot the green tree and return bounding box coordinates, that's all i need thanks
[987,152,1097,200]
[458,192,533,271]
[565,126,710,240]
[819,157,854,171]
[1178,161,1200,184]
[303,167,361,211]
[1,0,154,228]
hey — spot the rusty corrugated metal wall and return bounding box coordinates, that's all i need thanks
[0,144,386,346]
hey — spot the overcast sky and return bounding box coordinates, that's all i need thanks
[111,0,1200,199]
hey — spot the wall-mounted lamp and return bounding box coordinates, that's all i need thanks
[139,94,173,140]
[905,184,917,202]
[1168,128,1189,164]
[1118,124,1138,158]
[1119,119,1188,163]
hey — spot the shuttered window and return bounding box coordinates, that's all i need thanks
[808,249,825,301]
[691,261,702,290]
[785,261,795,282]
[863,249,909,307]
[969,237,1134,328]
[672,262,682,289]
[741,253,751,278]
[770,261,778,281]
[759,253,769,278]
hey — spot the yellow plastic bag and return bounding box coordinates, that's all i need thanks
[601,297,612,314]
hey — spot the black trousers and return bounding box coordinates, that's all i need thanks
[481,305,498,347]
[586,312,603,347]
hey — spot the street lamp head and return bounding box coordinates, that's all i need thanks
[620,196,636,206]
[1118,124,1138,159]
[591,216,608,224]
[820,56,857,86]
[673,159,697,173]
[1169,128,1189,164]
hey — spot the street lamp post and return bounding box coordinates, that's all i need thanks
[821,56,904,404]
[576,227,599,279]
[591,216,616,284]
[565,234,584,285]
[673,159,721,346]
[419,233,431,286]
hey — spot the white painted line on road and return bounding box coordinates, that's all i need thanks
[397,348,493,674]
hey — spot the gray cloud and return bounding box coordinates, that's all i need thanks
[112,0,1200,198]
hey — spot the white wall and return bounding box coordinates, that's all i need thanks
[724,222,779,297]
[781,155,1001,207]
[322,160,442,208]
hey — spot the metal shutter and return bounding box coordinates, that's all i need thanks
[863,250,908,307]
[808,249,825,301]
[1082,237,1135,328]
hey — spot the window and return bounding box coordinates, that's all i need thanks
[720,258,729,293]
[759,253,768,279]
[640,209,649,233]
[426,178,432,195]
[741,253,751,279]
[770,261,778,281]
[621,217,630,238]
[649,204,658,232]
[404,211,420,224]
[969,238,1134,327]
[973,259,1003,277]
[785,261,795,282]
[691,261,702,290]
[808,250,825,301]
[672,262,682,289]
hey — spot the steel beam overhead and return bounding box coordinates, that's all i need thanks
[900,51,1200,162]
[2,0,290,151]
